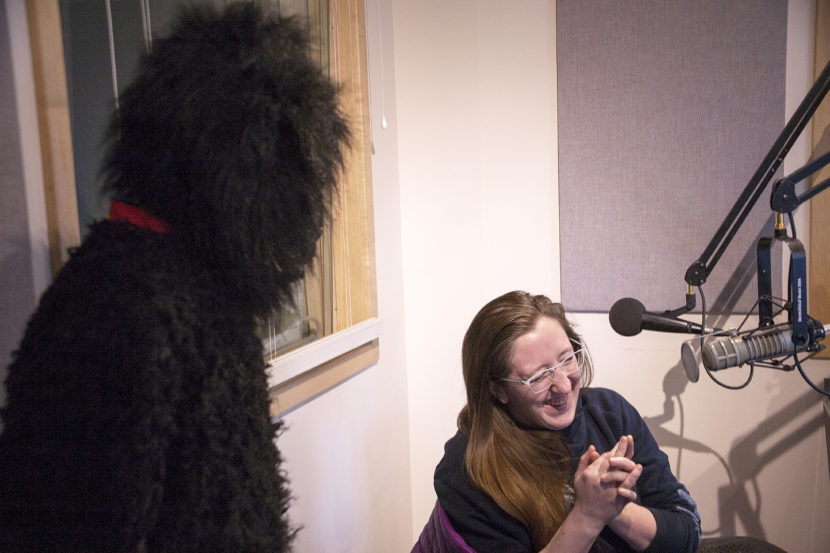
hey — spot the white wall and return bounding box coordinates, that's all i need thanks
[391,0,560,533]
[394,2,830,553]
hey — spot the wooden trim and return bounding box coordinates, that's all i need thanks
[330,0,377,332]
[267,317,382,386]
[267,0,379,414]
[269,338,379,416]
[810,0,829,358]
[25,0,80,274]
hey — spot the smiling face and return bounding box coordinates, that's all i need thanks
[489,316,581,431]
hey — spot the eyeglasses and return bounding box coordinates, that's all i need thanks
[500,347,585,394]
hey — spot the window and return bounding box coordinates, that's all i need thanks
[26,0,377,416]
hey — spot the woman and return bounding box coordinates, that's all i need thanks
[432,291,700,552]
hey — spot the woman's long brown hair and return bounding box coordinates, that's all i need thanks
[457,291,593,551]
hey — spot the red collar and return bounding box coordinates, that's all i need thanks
[109,201,171,233]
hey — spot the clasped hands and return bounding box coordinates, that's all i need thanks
[572,434,643,526]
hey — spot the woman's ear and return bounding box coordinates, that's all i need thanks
[489,380,509,405]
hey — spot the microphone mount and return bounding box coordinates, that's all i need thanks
[664,287,698,319]
[769,150,830,213]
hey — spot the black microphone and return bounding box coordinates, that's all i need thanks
[700,324,828,371]
[609,297,709,336]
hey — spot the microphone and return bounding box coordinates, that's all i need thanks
[700,324,828,371]
[609,297,710,336]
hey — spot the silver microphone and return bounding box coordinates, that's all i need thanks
[701,325,828,372]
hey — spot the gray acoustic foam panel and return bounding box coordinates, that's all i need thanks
[557,0,787,314]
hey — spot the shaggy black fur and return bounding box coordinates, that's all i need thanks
[0,3,347,552]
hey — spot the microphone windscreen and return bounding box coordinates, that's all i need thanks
[609,297,645,336]
[680,341,700,382]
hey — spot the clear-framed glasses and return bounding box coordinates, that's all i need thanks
[500,347,585,394]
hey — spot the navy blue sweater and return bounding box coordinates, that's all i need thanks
[434,388,701,553]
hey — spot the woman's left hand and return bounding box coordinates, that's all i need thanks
[607,435,640,501]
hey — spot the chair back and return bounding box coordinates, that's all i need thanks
[698,536,788,553]
[410,500,477,553]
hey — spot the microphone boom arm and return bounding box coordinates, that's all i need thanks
[684,58,830,288]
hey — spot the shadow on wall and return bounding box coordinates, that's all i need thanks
[645,375,826,540]
[715,386,825,538]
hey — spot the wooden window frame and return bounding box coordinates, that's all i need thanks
[810,0,830,359]
[24,0,378,416]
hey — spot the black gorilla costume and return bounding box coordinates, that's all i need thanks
[0,3,348,552]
